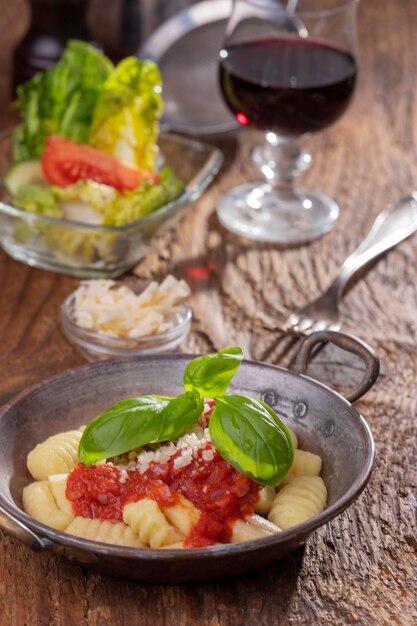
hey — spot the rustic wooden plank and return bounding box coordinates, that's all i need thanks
[0,0,416,625]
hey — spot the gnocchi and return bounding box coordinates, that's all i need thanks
[23,407,327,548]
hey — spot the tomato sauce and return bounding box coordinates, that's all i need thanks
[66,441,261,547]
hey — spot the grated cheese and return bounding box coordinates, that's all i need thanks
[117,426,213,480]
[71,275,191,339]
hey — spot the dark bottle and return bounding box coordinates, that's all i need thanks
[219,37,357,137]
[12,0,92,93]
[90,0,143,63]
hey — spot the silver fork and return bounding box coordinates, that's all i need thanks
[282,193,417,335]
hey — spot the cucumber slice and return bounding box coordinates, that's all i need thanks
[4,160,46,195]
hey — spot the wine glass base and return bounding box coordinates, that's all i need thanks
[216,183,339,244]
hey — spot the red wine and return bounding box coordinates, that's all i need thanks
[219,38,357,136]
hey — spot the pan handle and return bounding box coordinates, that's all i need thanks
[0,504,52,551]
[295,330,380,403]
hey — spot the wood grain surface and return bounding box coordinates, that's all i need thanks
[0,1,416,625]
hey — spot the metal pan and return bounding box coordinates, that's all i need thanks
[0,331,379,584]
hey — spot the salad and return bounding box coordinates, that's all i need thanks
[5,40,184,227]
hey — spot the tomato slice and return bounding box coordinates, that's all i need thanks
[41,135,160,191]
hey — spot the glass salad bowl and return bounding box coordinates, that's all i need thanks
[0,129,222,278]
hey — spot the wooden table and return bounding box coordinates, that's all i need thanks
[0,1,416,624]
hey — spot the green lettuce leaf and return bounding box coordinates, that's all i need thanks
[12,167,183,230]
[13,70,55,162]
[54,180,117,215]
[13,184,63,217]
[103,167,184,226]
[89,57,162,170]
[13,41,113,162]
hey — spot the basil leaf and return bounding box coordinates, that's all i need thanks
[183,346,243,398]
[209,395,294,486]
[79,392,203,465]
[157,391,204,441]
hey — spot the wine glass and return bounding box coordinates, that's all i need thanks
[217,0,358,243]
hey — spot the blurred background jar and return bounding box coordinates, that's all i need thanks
[12,0,198,94]
[88,0,197,60]
[12,0,93,92]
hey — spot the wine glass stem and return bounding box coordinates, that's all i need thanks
[252,133,311,201]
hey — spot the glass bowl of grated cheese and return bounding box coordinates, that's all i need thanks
[61,275,192,361]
